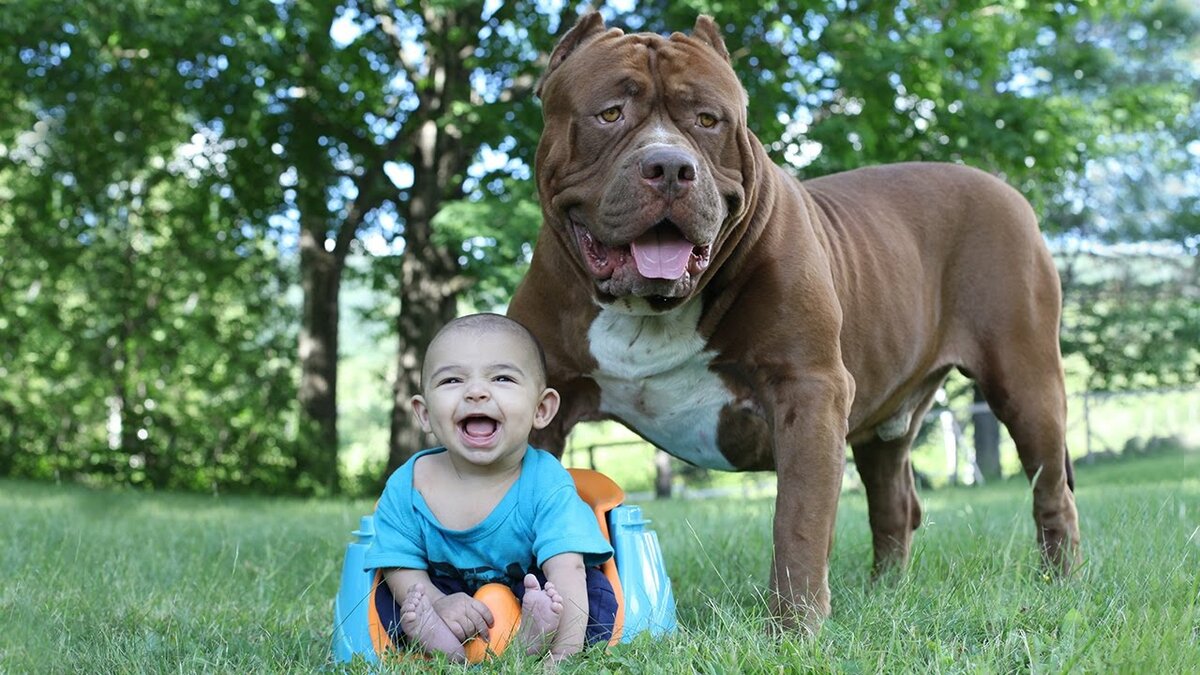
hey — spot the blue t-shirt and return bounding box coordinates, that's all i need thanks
[363,446,613,592]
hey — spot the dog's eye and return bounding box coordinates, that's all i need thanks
[697,112,718,128]
[598,106,623,123]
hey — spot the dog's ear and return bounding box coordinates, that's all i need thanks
[692,15,730,62]
[536,12,608,98]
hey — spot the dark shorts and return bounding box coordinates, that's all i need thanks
[375,567,618,647]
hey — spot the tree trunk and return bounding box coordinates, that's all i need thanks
[115,230,145,480]
[287,8,375,495]
[0,401,15,475]
[387,243,459,473]
[296,225,343,495]
[973,385,1002,481]
[386,151,463,471]
[385,3,479,475]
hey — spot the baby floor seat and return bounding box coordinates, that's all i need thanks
[331,469,677,663]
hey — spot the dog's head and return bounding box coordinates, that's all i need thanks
[535,13,760,313]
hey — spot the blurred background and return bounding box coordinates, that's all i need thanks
[1,0,1197,499]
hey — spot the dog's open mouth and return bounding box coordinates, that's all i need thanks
[573,219,712,281]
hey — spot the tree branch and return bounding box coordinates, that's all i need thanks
[374,0,423,100]
[333,161,393,261]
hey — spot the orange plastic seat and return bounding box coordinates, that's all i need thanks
[567,468,627,645]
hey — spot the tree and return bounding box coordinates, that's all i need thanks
[234,0,401,494]
[377,1,563,472]
[0,0,300,492]
[2,0,1194,495]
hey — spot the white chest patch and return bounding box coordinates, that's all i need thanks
[587,299,735,470]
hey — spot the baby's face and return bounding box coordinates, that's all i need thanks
[412,329,558,472]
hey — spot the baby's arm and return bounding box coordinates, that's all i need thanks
[384,568,494,642]
[541,553,589,660]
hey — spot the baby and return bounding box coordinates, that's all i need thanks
[364,313,616,663]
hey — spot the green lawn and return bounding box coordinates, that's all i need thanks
[3,451,1198,673]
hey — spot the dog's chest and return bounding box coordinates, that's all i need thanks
[586,302,736,470]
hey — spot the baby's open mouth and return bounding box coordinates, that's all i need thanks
[459,415,499,443]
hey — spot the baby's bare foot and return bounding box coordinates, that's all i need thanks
[400,583,465,662]
[516,574,563,655]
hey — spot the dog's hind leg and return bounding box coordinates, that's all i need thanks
[968,342,1081,574]
[949,185,1081,574]
[956,240,1081,573]
[851,388,941,578]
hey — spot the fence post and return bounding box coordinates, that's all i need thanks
[654,450,673,499]
[940,410,958,485]
[1082,392,1093,461]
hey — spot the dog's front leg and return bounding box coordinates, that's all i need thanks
[766,367,851,635]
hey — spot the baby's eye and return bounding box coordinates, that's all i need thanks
[437,377,463,386]
[494,375,516,383]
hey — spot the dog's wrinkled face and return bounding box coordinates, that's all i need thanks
[536,16,751,310]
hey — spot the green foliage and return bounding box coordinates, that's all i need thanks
[1060,250,1200,389]
[432,176,542,309]
[1,0,1198,492]
[0,0,302,492]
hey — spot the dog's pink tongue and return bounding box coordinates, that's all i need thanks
[630,229,693,280]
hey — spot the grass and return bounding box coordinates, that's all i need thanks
[2,451,1198,673]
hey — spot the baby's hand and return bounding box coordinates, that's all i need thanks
[432,592,494,643]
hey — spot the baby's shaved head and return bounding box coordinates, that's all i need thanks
[421,313,548,388]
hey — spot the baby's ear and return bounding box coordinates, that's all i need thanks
[533,388,561,430]
[410,395,433,433]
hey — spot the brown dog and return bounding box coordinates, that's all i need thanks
[508,13,1080,631]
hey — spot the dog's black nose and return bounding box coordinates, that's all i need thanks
[640,147,697,195]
